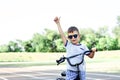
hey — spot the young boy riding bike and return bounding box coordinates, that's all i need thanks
[54,17,97,80]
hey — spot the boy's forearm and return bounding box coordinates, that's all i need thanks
[54,17,67,45]
[56,22,67,45]
[56,23,64,35]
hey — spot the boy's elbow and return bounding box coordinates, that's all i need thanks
[88,54,94,58]
[89,56,94,58]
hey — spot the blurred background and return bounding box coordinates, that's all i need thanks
[0,0,119,74]
[0,0,120,52]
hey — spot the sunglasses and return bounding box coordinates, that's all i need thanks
[68,34,78,39]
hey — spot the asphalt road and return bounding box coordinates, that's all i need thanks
[0,65,119,80]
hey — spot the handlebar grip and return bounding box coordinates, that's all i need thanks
[96,49,98,52]
[56,56,66,65]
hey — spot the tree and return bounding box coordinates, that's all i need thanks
[95,26,109,38]
[112,26,120,38]
[22,40,35,52]
[117,16,120,26]
[112,16,120,49]
[0,44,9,52]
[55,39,65,52]
[8,41,22,52]
[80,28,97,49]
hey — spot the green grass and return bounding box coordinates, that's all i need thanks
[0,62,56,67]
[0,51,119,62]
[85,52,120,63]
[0,52,66,63]
[0,52,63,66]
[85,50,120,73]
[0,51,120,73]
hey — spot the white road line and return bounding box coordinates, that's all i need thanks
[16,74,55,80]
[87,73,120,78]
[0,71,57,80]
[36,72,59,76]
[0,77,8,80]
[15,74,40,79]
[87,77,105,80]
[0,71,41,80]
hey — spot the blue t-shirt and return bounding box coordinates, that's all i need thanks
[65,40,89,71]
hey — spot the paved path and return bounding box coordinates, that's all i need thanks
[0,65,119,80]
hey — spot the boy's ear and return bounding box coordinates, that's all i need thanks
[78,34,81,38]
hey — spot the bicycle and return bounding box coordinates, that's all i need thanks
[56,50,94,80]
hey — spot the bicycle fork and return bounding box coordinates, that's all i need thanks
[74,64,81,80]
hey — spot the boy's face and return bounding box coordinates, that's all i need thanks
[68,31,80,44]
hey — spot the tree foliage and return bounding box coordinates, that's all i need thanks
[0,17,120,53]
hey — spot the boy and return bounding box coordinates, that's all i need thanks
[54,17,96,80]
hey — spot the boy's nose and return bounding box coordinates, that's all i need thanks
[71,37,76,40]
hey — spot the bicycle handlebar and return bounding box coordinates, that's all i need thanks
[56,55,66,65]
[56,50,93,66]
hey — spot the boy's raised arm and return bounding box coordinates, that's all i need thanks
[54,17,67,45]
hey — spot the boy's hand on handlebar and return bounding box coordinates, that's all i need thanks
[88,48,97,58]
[91,47,97,52]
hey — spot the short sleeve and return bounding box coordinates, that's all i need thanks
[65,40,68,47]
[82,44,90,55]
[64,40,71,50]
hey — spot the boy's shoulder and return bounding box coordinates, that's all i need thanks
[79,43,88,49]
[80,43,86,46]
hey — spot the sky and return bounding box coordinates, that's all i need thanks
[0,0,120,45]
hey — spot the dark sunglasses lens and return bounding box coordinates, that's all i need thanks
[68,35,72,39]
[68,34,78,39]
[73,34,78,38]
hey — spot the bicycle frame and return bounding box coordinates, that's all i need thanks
[56,50,92,80]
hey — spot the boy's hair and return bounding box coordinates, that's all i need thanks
[67,26,79,34]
